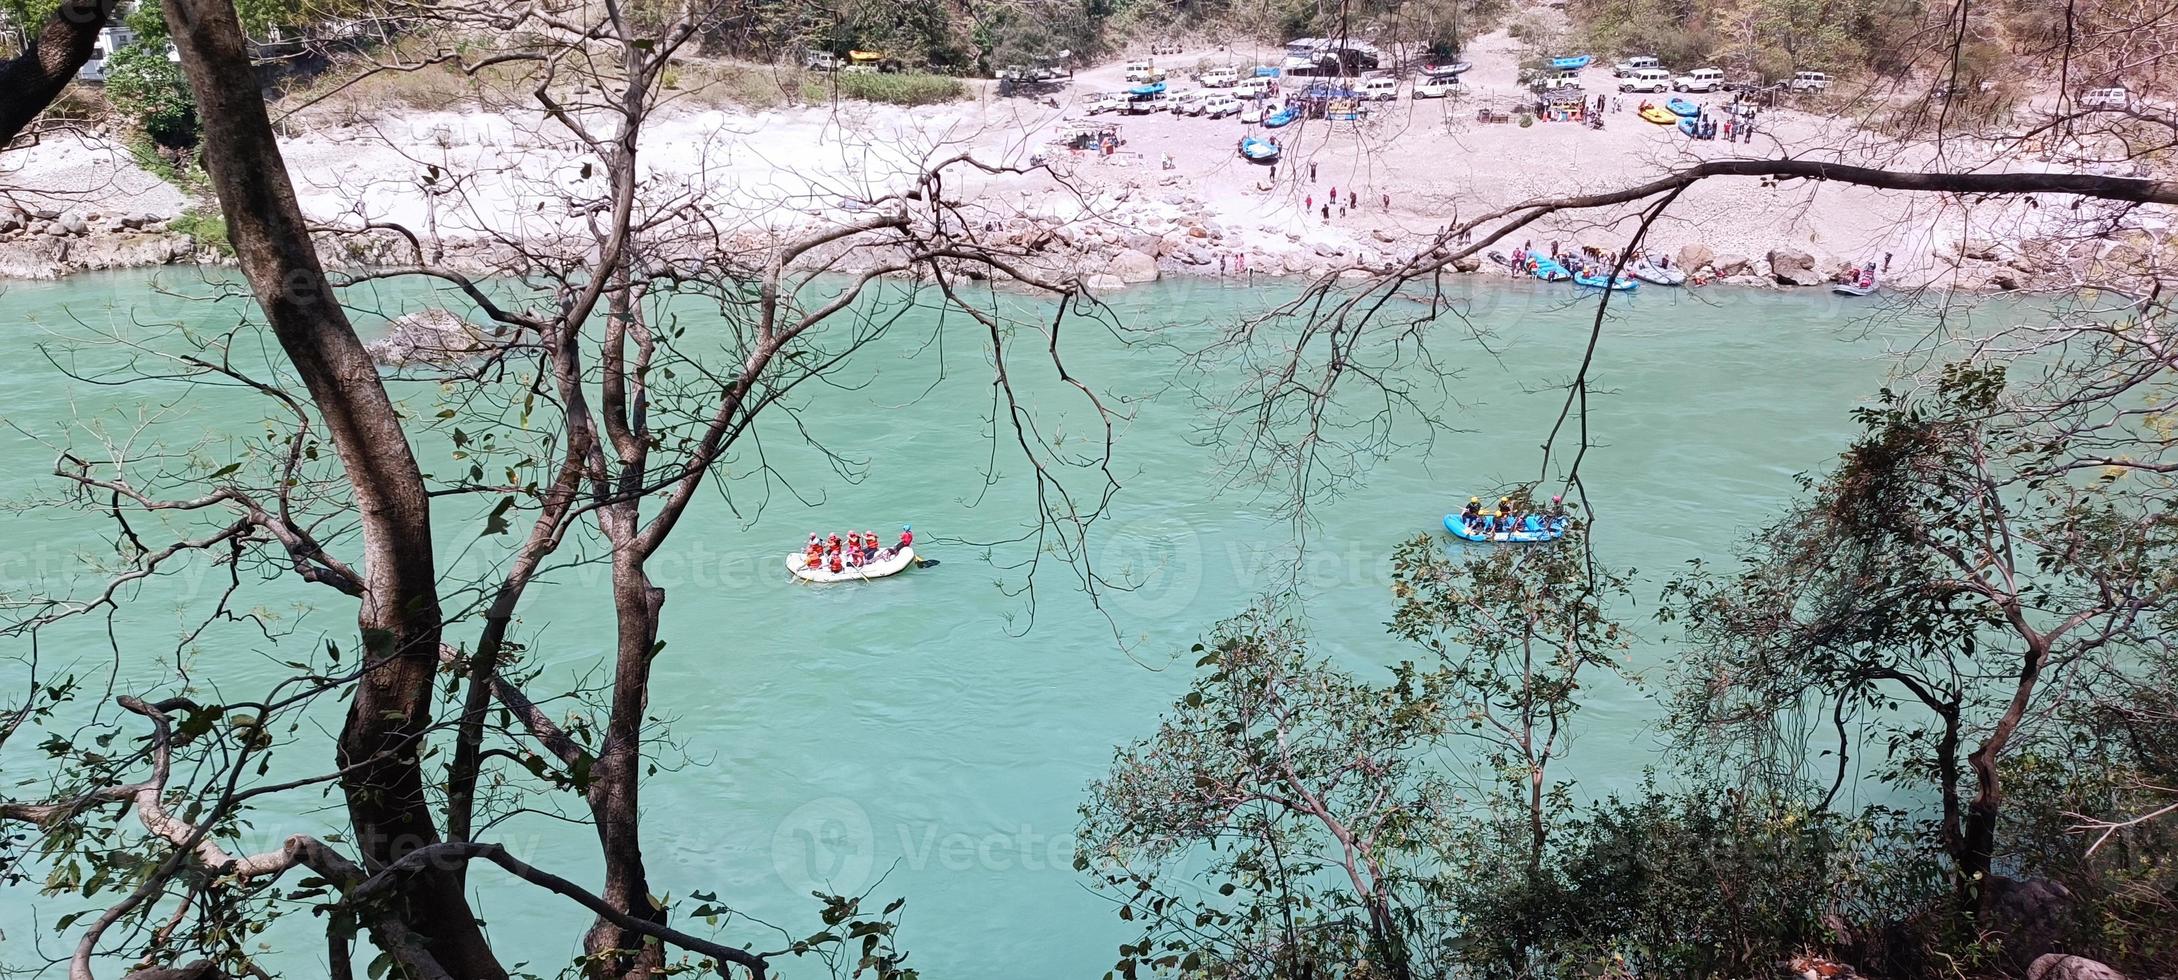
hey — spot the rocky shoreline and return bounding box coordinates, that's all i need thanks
[0,192,2045,293]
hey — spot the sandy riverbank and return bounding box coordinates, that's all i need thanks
[0,29,2140,290]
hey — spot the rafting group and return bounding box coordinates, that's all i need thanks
[802,526,914,575]
[1451,495,1572,542]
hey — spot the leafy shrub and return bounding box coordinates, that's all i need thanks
[168,208,230,256]
[105,44,198,148]
[831,72,964,106]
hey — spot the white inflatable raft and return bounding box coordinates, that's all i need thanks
[786,547,918,583]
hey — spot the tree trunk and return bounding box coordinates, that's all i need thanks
[161,3,501,977]
[0,0,112,145]
[582,545,668,978]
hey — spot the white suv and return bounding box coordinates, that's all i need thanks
[1674,67,1726,92]
[2081,86,2130,109]
[1613,56,1660,77]
[1787,71,1830,91]
[1200,68,1238,88]
[1202,95,1242,118]
[1413,75,1461,99]
[1619,68,1670,93]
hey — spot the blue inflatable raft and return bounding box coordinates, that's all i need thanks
[1666,97,1699,116]
[1238,136,1279,163]
[1550,55,1593,71]
[1572,269,1637,291]
[1529,255,1573,282]
[1263,106,1299,128]
[1444,513,1567,543]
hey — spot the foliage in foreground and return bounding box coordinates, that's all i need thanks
[1081,367,2178,979]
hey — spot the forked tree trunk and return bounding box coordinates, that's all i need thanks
[160,2,502,977]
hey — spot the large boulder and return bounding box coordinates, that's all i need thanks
[2028,956,2127,980]
[365,309,501,367]
[1105,248,1159,284]
[1451,252,1482,273]
[55,212,88,237]
[70,233,191,271]
[1768,248,1823,286]
[1713,252,1754,277]
[1676,243,1714,272]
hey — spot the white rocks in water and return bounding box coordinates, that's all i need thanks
[1768,248,1823,286]
[2028,955,2128,980]
[366,309,499,366]
[1677,243,1715,272]
[1105,248,1159,284]
[1081,274,1127,294]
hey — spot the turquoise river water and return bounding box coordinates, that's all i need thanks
[0,271,1961,977]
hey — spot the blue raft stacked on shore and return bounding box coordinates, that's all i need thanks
[1443,513,1568,544]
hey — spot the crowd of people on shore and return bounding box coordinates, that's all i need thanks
[802,526,914,573]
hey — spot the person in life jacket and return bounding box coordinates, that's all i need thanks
[828,551,845,574]
[897,524,914,553]
[863,531,879,562]
[826,532,841,555]
[805,533,824,566]
[1461,497,1483,528]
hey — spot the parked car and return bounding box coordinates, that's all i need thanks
[1612,55,1660,77]
[1083,93,1128,115]
[1203,95,1243,118]
[1360,76,1399,101]
[1618,67,1670,93]
[804,50,842,72]
[1413,75,1462,99]
[1239,102,1265,123]
[2081,86,2130,109]
[1233,76,1277,98]
[1124,61,1166,83]
[1535,73,1582,92]
[1171,90,1212,115]
[1787,70,1830,91]
[1200,68,1239,87]
[1673,67,1726,92]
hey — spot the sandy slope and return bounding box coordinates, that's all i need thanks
[0,30,2135,287]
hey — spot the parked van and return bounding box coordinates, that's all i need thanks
[1787,70,1830,91]
[1200,67,1239,87]
[2081,86,2130,108]
[1613,55,1660,77]
[1233,76,1277,98]
[1360,76,1399,101]
[1124,61,1166,83]
[1673,67,1726,92]
[1203,95,1243,118]
[1413,75,1462,99]
[1618,68,1670,93]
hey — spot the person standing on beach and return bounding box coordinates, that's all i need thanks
[1381,192,1389,210]
[1329,185,1337,204]
[1306,194,1313,210]
[1322,204,1330,222]
[1310,161,1317,181]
